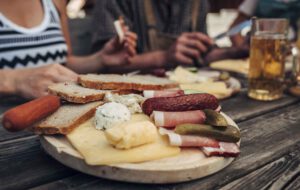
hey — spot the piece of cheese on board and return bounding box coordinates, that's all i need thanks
[180,82,233,99]
[67,114,180,165]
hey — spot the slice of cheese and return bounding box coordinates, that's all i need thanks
[105,120,157,150]
[168,66,211,84]
[180,81,233,99]
[210,59,249,75]
[67,114,180,165]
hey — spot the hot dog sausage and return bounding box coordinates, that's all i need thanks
[2,95,61,132]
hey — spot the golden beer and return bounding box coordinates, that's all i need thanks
[248,18,288,101]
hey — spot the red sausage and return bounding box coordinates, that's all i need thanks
[142,94,219,115]
[2,95,61,132]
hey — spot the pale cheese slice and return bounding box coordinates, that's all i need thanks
[180,81,233,99]
[67,114,180,165]
[168,66,211,83]
[210,59,249,75]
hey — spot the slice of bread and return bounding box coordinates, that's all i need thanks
[78,74,179,91]
[32,101,103,135]
[48,82,110,103]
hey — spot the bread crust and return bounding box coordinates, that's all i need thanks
[32,102,103,135]
[78,77,178,91]
[48,89,105,104]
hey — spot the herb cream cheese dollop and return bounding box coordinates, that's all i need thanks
[104,92,145,114]
[95,102,131,130]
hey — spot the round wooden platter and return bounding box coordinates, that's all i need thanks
[40,113,239,184]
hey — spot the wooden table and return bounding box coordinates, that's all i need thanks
[1,86,300,190]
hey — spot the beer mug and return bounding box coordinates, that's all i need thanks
[248,18,289,101]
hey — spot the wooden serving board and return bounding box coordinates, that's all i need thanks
[40,113,239,184]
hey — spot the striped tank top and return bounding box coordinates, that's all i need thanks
[0,0,68,69]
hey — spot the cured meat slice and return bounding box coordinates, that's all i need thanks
[143,90,184,98]
[153,110,206,127]
[159,128,219,148]
[202,142,240,157]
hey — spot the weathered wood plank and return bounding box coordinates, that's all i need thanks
[28,103,300,190]
[220,145,300,190]
[221,90,299,122]
[285,175,300,190]
[0,136,75,190]
[0,127,33,143]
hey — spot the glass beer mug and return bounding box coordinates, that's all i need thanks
[248,18,289,101]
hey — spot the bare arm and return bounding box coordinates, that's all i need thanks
[105,51,168,73]
[229,12,251,47]
[53,0,137,74]
[0,70,17,97]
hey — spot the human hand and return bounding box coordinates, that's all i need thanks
[165,32,214,66]
[14,64,78,99]
[100,27,137,67]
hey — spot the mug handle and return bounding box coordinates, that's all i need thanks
[291,45,300,84]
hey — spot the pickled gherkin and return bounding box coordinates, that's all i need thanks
[204,109,228,128]
[175,124,240,143]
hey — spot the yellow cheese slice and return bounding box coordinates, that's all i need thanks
[180,82,233,99]
[210,59,249,75]
[168,66,212,83]
[67,114,180,165]
[105,120,158,150]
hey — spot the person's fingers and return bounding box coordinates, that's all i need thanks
[175,52,193,65]
[124,43,137,56]
[186,32,214,46]
[125,31,138,41]
[55,65,78,82]
[179,37,207,52]
[178,44,201,60]
[124,36,137,48]
[32,80,54,98]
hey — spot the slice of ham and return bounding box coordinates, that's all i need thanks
[143,90,184,99]
[202,142,240,157]
[159,128,219,148]
[153,110,206,128]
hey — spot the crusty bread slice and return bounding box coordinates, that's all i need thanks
[48,82,109,103]
[32,101,103,135]
[78,74,178,91]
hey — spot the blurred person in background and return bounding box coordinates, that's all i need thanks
[91,0,248,73]
[230,0,300,47]
[0,0,137,99]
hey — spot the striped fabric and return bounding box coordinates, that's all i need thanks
[0,0,68,69]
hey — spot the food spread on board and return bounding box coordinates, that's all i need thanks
[2,71,241,182]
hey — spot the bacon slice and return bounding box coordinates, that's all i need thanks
[153,110,206,128]
[143,90,184,99]
[159,128,219,148]
[202,142,240,157]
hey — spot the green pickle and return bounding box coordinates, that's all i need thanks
[184,90,203,95]
[219,71,230,81]
[203,109,228,128]
[175,124,240,143]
